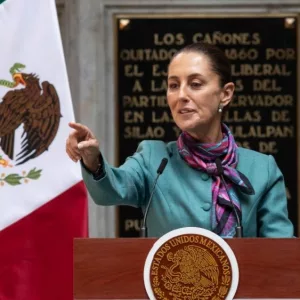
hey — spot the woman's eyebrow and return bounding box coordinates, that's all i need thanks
[168,73,205,80]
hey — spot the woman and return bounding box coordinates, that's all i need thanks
[66,42,293,238]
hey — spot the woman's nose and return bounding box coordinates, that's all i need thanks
[178,85,189,102]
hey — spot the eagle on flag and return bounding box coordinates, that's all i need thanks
[0,63,61,165]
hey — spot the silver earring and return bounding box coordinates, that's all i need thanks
[218,105,223,113]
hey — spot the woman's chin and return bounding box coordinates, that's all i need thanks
[176,120,202,133]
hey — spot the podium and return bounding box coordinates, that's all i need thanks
[74,238,300,299]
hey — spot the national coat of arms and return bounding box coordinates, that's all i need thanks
[0,63,61,186]
[144,228,239,300]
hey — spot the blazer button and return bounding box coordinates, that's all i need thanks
[202,203,211,211]
[201,173,210,181]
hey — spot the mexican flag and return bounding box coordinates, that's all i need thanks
[0,0,88,299]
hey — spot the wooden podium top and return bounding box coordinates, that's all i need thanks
[74,238,300,299]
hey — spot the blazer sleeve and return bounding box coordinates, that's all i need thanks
[257,155,294,237]
[80,141,150,208]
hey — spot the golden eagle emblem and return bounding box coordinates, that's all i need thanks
[161,245,220,298]
[0,63,61,166]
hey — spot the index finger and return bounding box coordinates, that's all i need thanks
[68,122,89,133]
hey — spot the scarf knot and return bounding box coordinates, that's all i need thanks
[206,162,219,176]
[177,123,254,237]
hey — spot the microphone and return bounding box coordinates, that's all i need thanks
[215,158,243,238]
[140,158,168,238]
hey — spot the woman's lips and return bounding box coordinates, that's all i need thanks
[178,108,196,114]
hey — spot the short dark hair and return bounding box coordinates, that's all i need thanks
[169,42,232,87]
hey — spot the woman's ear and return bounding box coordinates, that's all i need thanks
[220,82,235,107]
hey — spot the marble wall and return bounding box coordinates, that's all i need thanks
[56,0,300,237]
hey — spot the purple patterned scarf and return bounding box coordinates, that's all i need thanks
[177,123,254,237]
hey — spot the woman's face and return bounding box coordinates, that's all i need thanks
[167,51,233,141]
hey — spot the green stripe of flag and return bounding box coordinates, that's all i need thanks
[0,0,6,4]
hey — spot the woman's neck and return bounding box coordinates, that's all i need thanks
[187,123,223,144]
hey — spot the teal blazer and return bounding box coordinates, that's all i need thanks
[81,141,294,238]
